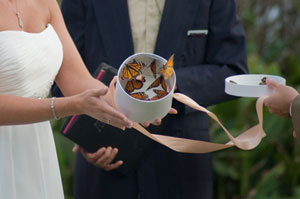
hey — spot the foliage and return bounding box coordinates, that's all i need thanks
[211,1,300,198]
[52,0,300,198]
[51,119,75,199]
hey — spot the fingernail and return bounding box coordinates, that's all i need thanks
[113,148,118,154]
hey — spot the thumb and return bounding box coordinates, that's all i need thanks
[266,79,278,90]
[92,88,108,97]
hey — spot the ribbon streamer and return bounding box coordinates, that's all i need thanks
[109,77,267,153]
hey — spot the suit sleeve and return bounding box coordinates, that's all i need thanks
[291,95,300,138]
[175,0,248,109]
[51,0,88,97]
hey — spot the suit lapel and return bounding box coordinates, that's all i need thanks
[155,0,202,65]
[91,0,134,68]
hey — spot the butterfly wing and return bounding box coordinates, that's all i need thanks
[150,95,159,101]
[122,60,142,79]
[161,78,167,91]
[146,76,162,91]
[125,79,144,93]
[149,60,157,78]
[160,54,174,80]
[130,92,148,100]
[151,89,168,100]
[122,66,132,79]
[125,80,134,93]
[132,79,144,90]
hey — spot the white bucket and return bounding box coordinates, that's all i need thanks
[115,53,176,123]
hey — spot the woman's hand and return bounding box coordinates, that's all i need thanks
[77,88,133,130]
[264,79,299,117]
[73,145,122,171]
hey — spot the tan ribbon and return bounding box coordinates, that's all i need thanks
[109,77,267,153]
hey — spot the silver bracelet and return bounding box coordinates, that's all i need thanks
[50,97,60,120]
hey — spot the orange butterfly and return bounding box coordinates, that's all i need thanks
[122,59,143,79]
[146,75,167,91]
[160,54,174,80]
[149,60,157,78]
[130,92,148,100]
[124,77,145,93]
[150,89,169,101]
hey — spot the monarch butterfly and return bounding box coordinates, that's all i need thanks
[150,89,169,100]
[121,59,143,79]
[130,92,148,100]
[124,77,145,93]
[149,60,157,78]
[160,54,174,80]
[259,77,267,85]
[146,75,167,91]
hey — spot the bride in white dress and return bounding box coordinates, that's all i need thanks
[0,0,134,198]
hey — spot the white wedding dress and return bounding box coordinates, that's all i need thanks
[0,24,64,199]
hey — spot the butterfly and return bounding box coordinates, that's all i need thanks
[124,76,145,93]
[149,60,157,78]
[121,59,143,79]
[130,92,149,100]
[146,75,167,91]
[150,89,169,101]
[160,54,174,80]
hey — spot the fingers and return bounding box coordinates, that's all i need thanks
[103,160,123,171]
[266,79,279,90]
[94,148,121,171]
[152,118,162,126]
[93,93,133,129]
[81,147,106,164]
[90,88,109,97]
[80,147,123,171]
[103,107,133,130]
[142,117,162,127]
[142,121,150,127]
[169,108,178,114]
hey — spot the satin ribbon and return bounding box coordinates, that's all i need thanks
[109,77,267,153]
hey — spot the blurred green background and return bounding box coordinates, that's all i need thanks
[54,0,300,198]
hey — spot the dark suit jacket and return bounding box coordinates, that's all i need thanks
[57,0,248,198]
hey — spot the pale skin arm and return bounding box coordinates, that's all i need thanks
[0,0,133,130]
[0,0,133,170]
[46,0,177,170]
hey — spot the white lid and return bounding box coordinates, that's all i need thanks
[225,74,286,98]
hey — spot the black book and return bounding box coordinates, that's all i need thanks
[60,62,163,176]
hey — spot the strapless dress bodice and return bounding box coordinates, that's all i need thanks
[0,24,62,98]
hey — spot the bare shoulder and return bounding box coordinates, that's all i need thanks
[41,0,61,16]
[42,0,64,25]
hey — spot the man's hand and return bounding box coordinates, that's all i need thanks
[72,144,123,171]
[264,79,299,117]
